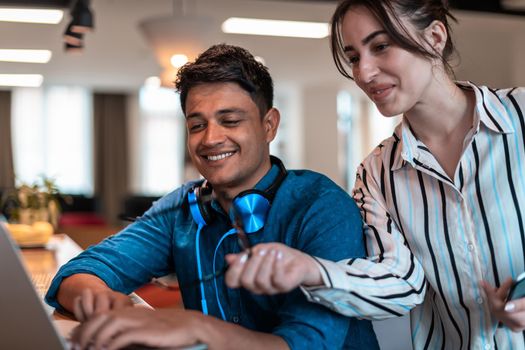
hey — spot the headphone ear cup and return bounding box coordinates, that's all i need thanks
[231,190,271,234]
[189,183,214,226]
[197,185,214,224]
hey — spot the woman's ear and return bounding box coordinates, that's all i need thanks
[424,20,448,55]
[263,108,280,142]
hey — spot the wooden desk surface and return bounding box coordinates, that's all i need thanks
[21,234,82,277]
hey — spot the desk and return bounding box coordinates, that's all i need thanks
[21,234,83,278]
[21,234,160,317]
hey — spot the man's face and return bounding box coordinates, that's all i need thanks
[185,82,278,194]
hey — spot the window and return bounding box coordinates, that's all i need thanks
[129,86,185,196]
[337,90,400,190]
[11,86,93,194]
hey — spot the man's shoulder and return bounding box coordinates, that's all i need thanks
[144,180,203,215]
[279,169,352,203]
[285,169,339,187]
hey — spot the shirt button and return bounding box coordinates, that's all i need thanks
[484,344,491,350]
[477,297,483,304]
[468,243,475,252]
[232,316,239,323]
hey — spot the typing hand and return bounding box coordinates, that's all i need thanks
[73,288,132,322]
[481,278,525,332]
[225,242,323,294]
[71,308,204,350]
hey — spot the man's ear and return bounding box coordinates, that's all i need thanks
[263,108,280,142]
[424,20,447,55]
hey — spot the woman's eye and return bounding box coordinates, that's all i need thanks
[348,56,359,65]
[375,43,389,52]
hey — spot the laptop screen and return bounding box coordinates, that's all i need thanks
[0,223,67,349]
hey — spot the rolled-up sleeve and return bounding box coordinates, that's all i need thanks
[45,190,182,309]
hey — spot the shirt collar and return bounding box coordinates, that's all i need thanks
[391,81,514,171]
[210,159,281,212]
[458,81,514,134]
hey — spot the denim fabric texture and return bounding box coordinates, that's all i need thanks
[46,163,379,349]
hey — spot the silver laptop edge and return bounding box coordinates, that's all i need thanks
[0,223,67,350]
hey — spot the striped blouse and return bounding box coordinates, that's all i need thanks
[303,82,525,349]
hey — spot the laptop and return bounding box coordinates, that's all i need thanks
[0,224,207,350]
[0,223,68,349]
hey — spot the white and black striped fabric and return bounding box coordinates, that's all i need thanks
[304,82,525,350]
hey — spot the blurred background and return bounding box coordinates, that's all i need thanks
[0,1,524,347]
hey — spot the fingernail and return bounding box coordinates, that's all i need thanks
[270,249,276,256]
[258,249,267,256]
[239,254,248,264]
[277,251,283,260]
[505,302,515,312]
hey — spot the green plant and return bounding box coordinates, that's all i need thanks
[0,176,61,227]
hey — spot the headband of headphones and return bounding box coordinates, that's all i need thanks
[188,156,287,232]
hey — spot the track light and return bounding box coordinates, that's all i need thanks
[63,0,94,52]
[70,0,94,33]
[64,42,83,53]
[63,22,83,46]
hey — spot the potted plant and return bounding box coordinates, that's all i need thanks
[1,176,60,228]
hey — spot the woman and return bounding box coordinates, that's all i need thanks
[225,0,525,348]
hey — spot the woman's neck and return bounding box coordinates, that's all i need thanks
[404,77,475,145]
[403,76,476,179]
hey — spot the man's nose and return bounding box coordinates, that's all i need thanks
[202,123,226,145]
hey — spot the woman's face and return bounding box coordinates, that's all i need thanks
[341,5,435,117]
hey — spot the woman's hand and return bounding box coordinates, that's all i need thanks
[225,242,323,294]
[481,278,525,332]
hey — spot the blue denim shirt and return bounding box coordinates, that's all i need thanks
[46,164,379,350]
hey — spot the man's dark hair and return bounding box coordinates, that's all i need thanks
[175,44,274,116]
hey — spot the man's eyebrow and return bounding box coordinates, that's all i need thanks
[185,113,202,120]
[185,108,247,120]
[217,108,246,116]
[343,30,388,52]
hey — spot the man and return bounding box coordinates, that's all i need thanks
[45,44,379,350]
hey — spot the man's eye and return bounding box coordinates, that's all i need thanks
[189,123,205,132]
[223,120,240,126]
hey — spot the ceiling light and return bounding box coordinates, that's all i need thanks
[0,49,52,64]
[139,15,216,65]
[0,74,43,87]
[221,17,329,39]
[170,54,188,68]
[144,76,161,89]
[0,8,63,24]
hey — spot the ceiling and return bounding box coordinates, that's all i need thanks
[0,0,524,91]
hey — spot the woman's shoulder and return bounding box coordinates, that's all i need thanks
[360,129,403,172]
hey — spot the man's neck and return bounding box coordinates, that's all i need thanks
[212,160,273,213]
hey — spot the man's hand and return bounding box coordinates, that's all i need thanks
[481,278,525,332]
[56,273,132,321]
[71,308,205,350]
[73,288,133,322]
[225,242,323,294]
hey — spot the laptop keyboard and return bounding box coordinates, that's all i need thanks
[30,272,53,297]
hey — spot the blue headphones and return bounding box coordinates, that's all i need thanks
[187,156,287,319]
